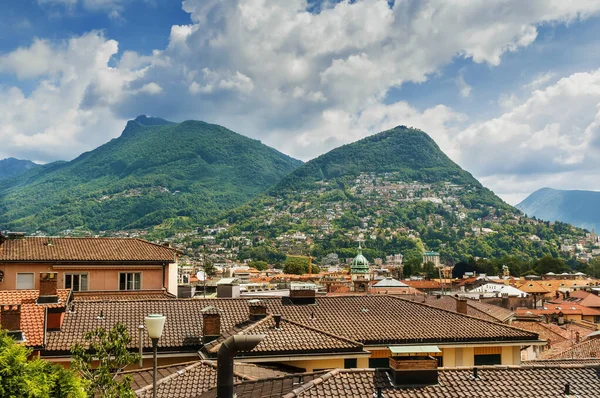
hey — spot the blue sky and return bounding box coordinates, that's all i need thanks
[2,0,600,204]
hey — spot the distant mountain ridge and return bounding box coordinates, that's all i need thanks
[0,158,40,181]
[0,116,302,233]
[517,188,600,231]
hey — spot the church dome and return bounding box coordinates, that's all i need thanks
[351,244,369,274]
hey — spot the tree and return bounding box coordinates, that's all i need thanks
[71,323,140,398]
[283,256,309,274]
[0,329,86,398]
[248,261,268,271]
[422,261,436,278]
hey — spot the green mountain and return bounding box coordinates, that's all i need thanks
[209,126,586,272]
[0,116,302,233]
[517,188,600,232]
[0,158,40,181]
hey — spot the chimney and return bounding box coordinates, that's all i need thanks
[0,304,23,340]
[6,232,26,240]
[285,284,316,305]
[388,348,439,386]
[273,314,282,329]
[38,273,59,304]
[501,293,509,308]
[0,233,6,245]
[576,331,581,344]
[248,299,268,321]
[456,298,468,315]
[201,306,221,344]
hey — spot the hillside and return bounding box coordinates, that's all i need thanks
[0,116,302,233]
[0,158,39,181]
[517,188,600,231]
[198,126,586,271]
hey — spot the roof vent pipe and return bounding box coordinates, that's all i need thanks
[564,382,570,395]
[273,314,282,329]
[217,334,265,398]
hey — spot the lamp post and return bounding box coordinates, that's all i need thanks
[145,314,166,398]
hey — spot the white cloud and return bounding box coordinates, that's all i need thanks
[451,69,600,204]
[457,74,472,98]
[4,0,600,197]
[0,32,150,162]
[139,82,163,95]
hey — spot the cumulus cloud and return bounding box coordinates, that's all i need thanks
[453,69,600,203]
[0,32,150,162]
[3,0,600,198]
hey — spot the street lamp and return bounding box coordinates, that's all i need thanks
[145,314,166,398]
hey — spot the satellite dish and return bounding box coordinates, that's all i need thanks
[196,271,206,281]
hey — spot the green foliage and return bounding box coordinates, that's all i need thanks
[269,126,482,195]
[71,323,140,398]
[0,329,86,398]
[283,256,310,274]
[0,118,301,233]
[248,261,269,271]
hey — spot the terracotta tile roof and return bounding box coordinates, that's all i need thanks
[134,360,251,398]
[516,303,600,317]
[281,366,600,397]
[401,280,441,289]
[0,289,71,347]
[0,237,178,262]
[558,290,600,308]
[44,295,539,354]
[196,372,327,398]
[524,358,600,366]
[548,337,600,360]
[121,361,290,393]
[517,280,551,294]
[0,289,71,309]
[0,303,45,347]
[399,294,513,323]
[203,315,364,356]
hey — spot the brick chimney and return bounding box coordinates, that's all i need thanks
[248,299,268,321]
[201,306,221,344]
[389,349,439,386]
[0,304,21,332]
[456,298,468,315]
[38,273,59,304]
[501,293,509,309]
[288,285,316,305]
[40,272,58,296]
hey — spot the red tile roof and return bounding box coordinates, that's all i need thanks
[548,338,600,360]
[0,289,71,308]
[281,366,600,397]
[44,295,539,353]
[203,315,364,356]
[0,237,178,262]
[399,294,513,323]
[134,360,252,398]
[0,289,71,347]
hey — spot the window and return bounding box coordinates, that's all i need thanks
[344,358,357,369]
[119,272,141,290]
[16,273,34,290]
[474,354,501,366]
[368,358,389,368]
[65,274,88,291]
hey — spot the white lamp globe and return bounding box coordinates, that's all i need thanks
[145,314,166,339]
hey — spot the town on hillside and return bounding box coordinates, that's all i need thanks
[2,230,600,396]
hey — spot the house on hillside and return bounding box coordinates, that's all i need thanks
[0,232,180,297]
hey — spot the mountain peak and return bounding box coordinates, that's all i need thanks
[133,115,175,126]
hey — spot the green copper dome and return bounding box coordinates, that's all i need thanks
[351,244,369,274]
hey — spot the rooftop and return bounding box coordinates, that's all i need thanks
[44,295,539,354]
[0,237,178,263]
[281,365,600,397]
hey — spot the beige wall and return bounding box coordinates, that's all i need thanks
[440,346,521,367]
[278,358,346,372]
[0,262,165,291]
